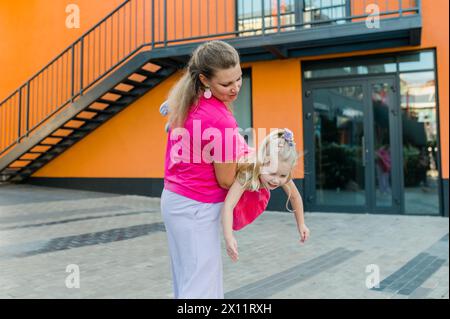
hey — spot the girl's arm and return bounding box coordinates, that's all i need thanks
[282,180,310,243]
[221,180,245,261]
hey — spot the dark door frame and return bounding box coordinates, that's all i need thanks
[303,74,402,214]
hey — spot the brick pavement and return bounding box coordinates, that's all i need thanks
[0,184,448,299]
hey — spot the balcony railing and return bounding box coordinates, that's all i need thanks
[237,0,421,35]
[0,0,421,156]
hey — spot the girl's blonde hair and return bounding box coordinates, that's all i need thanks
[167,40,240,128]
[236,129,299,211]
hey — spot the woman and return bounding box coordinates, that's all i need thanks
[161,40,243,299]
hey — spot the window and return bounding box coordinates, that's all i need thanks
[233,69,253,146]
[236,0,350,35]
[303,50,441,215]
[303,0,349,28]
[304,57,397,79]
[400,67,440,215]
[237,0,297,36]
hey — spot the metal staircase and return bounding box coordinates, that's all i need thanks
[0,53,181,182]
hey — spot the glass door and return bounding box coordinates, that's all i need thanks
[304,76,401,213]
[368,77,402,213]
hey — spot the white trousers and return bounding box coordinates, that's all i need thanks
[161,188,224,299]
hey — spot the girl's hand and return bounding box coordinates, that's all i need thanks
[225,236,239,262]
[298,224,310,244]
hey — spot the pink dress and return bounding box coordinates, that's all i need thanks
[233,188,271,231]
[232,136,271,231]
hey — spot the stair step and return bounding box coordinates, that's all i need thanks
[151,58,181,69]
[64,134,86,141]
[58,141,76,147]
[122,79,153,88]
[109,89,140,97]
[86,109,116,115]
[25,162,47,170]
[72,118,104,124]
[1,168,22,174]
[71,126,96,132]
[96,98,128,106]
[39,143,58,147]
[10,171,35,178]
[52,128,90,137]
[134,69,162,78]
[51,133,72,138]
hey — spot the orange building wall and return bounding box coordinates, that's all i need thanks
[250,59,304,178]
[0,0,236,154]
[0,0,235,101]
[0,0,124,100]
[0,0,447,180]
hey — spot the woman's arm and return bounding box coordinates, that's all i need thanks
[221,180,245,261]
[214,162,238,189]
[282,180,310,243]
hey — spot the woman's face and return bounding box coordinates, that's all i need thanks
[200,64,242,103]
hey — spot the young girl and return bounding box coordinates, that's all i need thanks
[222,128,310,262]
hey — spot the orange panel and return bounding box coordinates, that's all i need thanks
[251,59,304,179]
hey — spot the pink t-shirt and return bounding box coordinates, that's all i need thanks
[164,95,248,203]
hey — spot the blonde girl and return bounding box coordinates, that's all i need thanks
[222,128,310,262]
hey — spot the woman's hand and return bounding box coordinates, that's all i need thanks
[298,224,310,244]
[225,235,239,262]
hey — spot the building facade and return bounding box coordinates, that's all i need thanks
[0,0,448,216]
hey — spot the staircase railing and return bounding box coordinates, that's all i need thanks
[0,0,421,156]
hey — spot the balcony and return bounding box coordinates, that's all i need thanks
[234,0,422,60]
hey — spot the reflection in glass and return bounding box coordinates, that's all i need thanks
[400,71,439,215]
[372,83,393,207]
[237,0,297,35]
[234,71,254,146]
[304,0,348,27]
[399,52,435,72]
[313,86,365,206]
[304,61,396,79]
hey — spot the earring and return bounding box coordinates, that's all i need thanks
[204,87,212,99]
